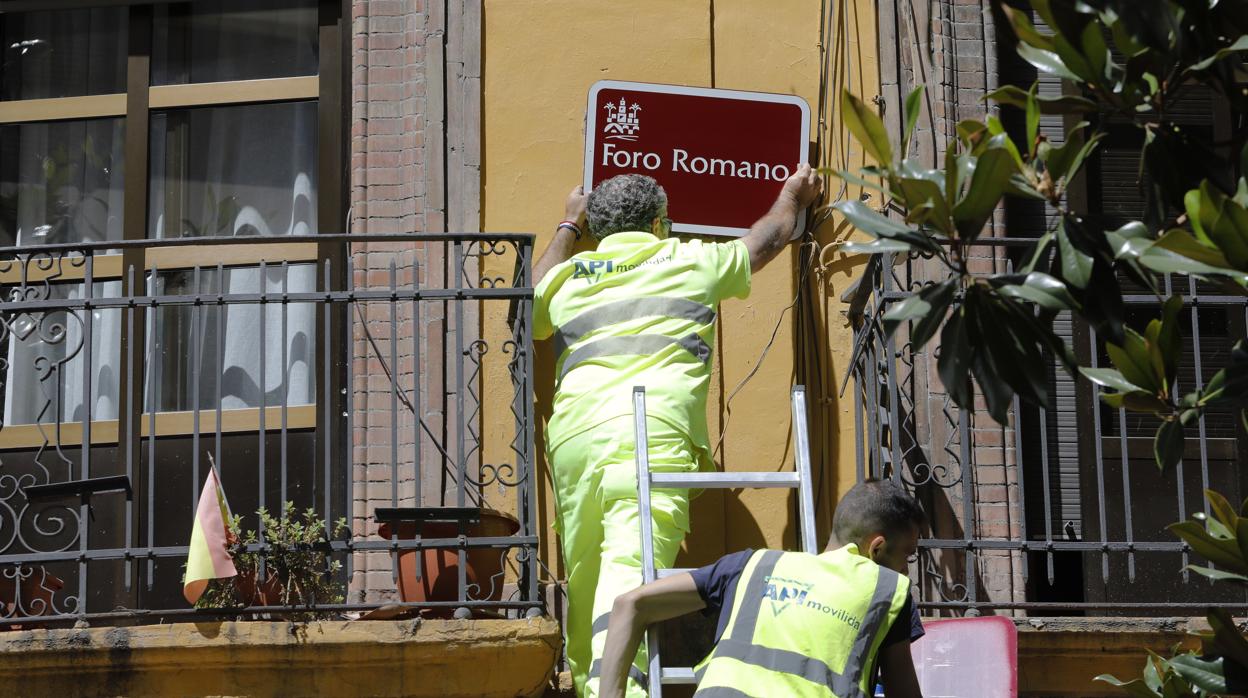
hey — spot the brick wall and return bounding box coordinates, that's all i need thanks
[878,0,1025,613]
[346,0,484,605]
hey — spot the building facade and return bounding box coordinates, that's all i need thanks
[0,0,1236,696]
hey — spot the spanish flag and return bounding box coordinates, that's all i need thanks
[183,456,237,604]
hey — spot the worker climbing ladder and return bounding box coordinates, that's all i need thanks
[632,385,819,696]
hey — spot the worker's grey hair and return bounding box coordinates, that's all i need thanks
[586,174,668,240]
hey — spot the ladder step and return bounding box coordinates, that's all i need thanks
[656,567,691,579]
[660,668,698,684]
[649,471,800,489]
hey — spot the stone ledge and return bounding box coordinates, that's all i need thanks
[1012,617,1205,697]
[0,617,561,697]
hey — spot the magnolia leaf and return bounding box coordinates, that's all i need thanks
[841,90,893,166]
[902,85,924,157]
[840,238,914,255]
[983,85,1097,113]
[1188,35,1248,72]
[952,139,1015,240]
[1168,654,1228,694]
[1081,367,1145,393]
[1154,420,1184,470]
[1186,565,1248,584]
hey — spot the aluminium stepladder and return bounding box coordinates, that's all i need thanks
[633,385,819,696]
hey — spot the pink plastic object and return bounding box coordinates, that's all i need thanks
[910,616,1018,698]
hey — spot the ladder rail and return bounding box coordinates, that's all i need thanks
[792,385,818,554]
[632,387,663,697]
[632,385,817,695]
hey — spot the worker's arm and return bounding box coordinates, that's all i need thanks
[740,163,823,273]
[878,638,923,698]
[534,184,588,284]
[600,573,707,698]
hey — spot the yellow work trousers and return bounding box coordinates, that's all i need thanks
[549,415,697,698]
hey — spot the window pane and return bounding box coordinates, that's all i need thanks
[0,119,125,246]
[2,281,123,425]
[145,264,316,412]
[0,8,127,100]
[148,101,318,239]
[152,0,318,86]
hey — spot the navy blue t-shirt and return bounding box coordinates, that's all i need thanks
[689,548,924,648]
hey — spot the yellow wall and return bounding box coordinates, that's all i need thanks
[480,0,880,575]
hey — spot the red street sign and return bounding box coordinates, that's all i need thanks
[583,80,810,237]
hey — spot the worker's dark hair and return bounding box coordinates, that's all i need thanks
[586,174,668,240]
[831,478,925,546]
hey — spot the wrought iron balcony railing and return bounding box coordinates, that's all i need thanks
[0,232,541,626]
[848,238,1248,615]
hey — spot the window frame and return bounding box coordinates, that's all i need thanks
[0,0,347,451]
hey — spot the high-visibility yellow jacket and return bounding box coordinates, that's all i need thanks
[533,231,751,468]
[693,545,910,698]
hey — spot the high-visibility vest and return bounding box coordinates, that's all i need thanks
[533,231,751,465]
[693,545,910,698]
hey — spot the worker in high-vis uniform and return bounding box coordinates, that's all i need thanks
[532,165,823,697]
[599,479,927,698]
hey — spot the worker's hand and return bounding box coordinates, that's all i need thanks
[565,184,589,229]
[779,164,822,210]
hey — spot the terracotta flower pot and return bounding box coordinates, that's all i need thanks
[0,565,64,630]
[233,569,294,607]
[377,508,520,612]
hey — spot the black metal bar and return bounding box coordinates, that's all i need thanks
[281,261,289,507]
[520,243,540,609]
[374,507,481,524]
[0,232,536,256]
[1012,394,1029,584]
[1087,325,1112,584]
[344,252,354,595]
[916,538,1187,551]
[24,475,133,500]
[0,535,542,565]
[390,261,400,519]
[146,262,158,591]
[191,264,202,521]
[79,253,94,623]
[1187,275,1213,533]
[215,263,225,485]
[124,263,136,593]
[454,240,468,610]
[258,260,268,569]
[1037,386,1056,586]
[0,288,534,314]
[324,258,333,530]
[957,406,977,609]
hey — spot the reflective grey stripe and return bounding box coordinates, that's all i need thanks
[703,551,899,698]
[558,333,711,380]
[694,687,757,698]
[554,297,716,358]
[846,566,901,690]
[726,550,783,638]
[591,612,611,636]
[712,639,855,695]
[587,659,647,687]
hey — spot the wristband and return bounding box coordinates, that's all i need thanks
[557,220,582,239]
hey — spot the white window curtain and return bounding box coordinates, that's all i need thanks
[3,281,123,425]
[143,264,315,412]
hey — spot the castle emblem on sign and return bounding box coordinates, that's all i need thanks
[603,98,641,140]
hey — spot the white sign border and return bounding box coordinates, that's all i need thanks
[583,79,811,238]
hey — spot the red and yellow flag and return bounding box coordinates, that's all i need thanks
[182,461,237,604]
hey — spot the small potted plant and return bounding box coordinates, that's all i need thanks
[376,507,520,613]
[0,565,64,630]
[195,501,349,620]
